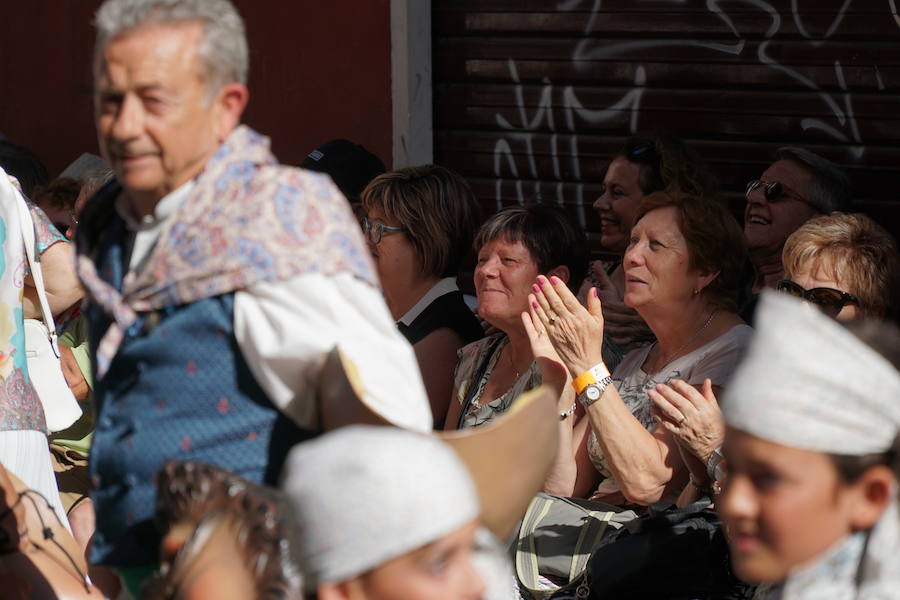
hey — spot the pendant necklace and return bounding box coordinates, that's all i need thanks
[506,342,521,381]
[643,309,718,387]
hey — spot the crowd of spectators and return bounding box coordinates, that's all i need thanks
[0,0,899,599]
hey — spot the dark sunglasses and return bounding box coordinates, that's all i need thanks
[775,279,859,317]
[745,180,823,213]
[362,215,406,245]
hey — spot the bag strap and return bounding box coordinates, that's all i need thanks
[514,494,616,594]
[514,494,554,592]
[455,334,506,430]
[16,198,61,359]
[569,510,614,582]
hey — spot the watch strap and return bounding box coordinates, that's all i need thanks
[572,362,611,395]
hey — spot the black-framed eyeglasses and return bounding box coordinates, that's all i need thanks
[362,215,406,245]
[745,180,823,213]
[775,279,859,318]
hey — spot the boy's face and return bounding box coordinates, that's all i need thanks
[718,429,860,584]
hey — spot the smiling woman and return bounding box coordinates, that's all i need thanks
[444,204,589,430]
[587,134,719,356]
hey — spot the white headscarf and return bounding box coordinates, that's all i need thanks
[724,292,900,455]
[723,292,900,599]
[280,425,480,592]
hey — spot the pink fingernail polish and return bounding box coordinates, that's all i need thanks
[537,275,547,284]
[531,300,539,309]
[591,287,599,298]
[551,276,562,285]
[532,284,541,293]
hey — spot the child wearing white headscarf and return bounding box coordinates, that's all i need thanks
[719,292,900,599]
[281,425,519,600]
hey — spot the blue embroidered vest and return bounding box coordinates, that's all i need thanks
[86,216,312,568]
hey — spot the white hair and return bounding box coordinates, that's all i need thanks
[94,0,248,94]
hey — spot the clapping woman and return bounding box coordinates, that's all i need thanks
[588,135,719,355]
[528,192,750,505]
[444,204,589,430]
[648,211,900,505]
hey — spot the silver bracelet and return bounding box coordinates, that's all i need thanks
[559,403,577,421]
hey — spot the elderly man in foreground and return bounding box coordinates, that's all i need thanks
[76,0,430,591]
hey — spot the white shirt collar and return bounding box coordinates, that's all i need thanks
[398,277,459,327]
[115,180,196,232]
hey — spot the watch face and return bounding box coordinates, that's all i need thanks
[586,385,601,401]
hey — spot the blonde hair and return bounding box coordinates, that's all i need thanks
[783,213,900,318]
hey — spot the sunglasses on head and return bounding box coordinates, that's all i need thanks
[775,279,858,318]
[745,180,823,213]
[626,141,660,166]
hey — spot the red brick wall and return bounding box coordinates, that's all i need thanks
[0,1,393,177]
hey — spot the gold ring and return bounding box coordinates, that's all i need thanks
[548,312,558,325]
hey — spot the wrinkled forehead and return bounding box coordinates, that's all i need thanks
[632,205,685,243]
[94,20,207,83]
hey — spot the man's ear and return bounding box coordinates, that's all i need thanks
[849,465,894,531]
[546,265,570,285]
[213,82,249,142]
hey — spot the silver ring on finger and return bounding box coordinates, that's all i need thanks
[548,312,558,325]
[678,414,686,426]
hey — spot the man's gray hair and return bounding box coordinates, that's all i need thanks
[94,0,248,92]
[775,147,852,214]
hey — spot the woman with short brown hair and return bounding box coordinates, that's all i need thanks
[361,165,484,426]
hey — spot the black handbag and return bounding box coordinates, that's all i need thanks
[554,498,755,600]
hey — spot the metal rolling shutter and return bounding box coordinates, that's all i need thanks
[433,1,900,247]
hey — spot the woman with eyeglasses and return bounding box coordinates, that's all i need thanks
[360,165,484,427]
[780,212,900,321]
[589,135,719,356]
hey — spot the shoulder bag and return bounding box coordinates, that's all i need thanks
[17,198,82,433]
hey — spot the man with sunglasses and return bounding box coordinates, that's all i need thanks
[742,148,851,318]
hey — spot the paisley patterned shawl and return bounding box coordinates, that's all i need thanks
[76,125,378,376]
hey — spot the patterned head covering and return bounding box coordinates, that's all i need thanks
[280,425,479,592]
[723,291,900,455]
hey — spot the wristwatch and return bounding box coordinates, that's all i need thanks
[577,375,612,408]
